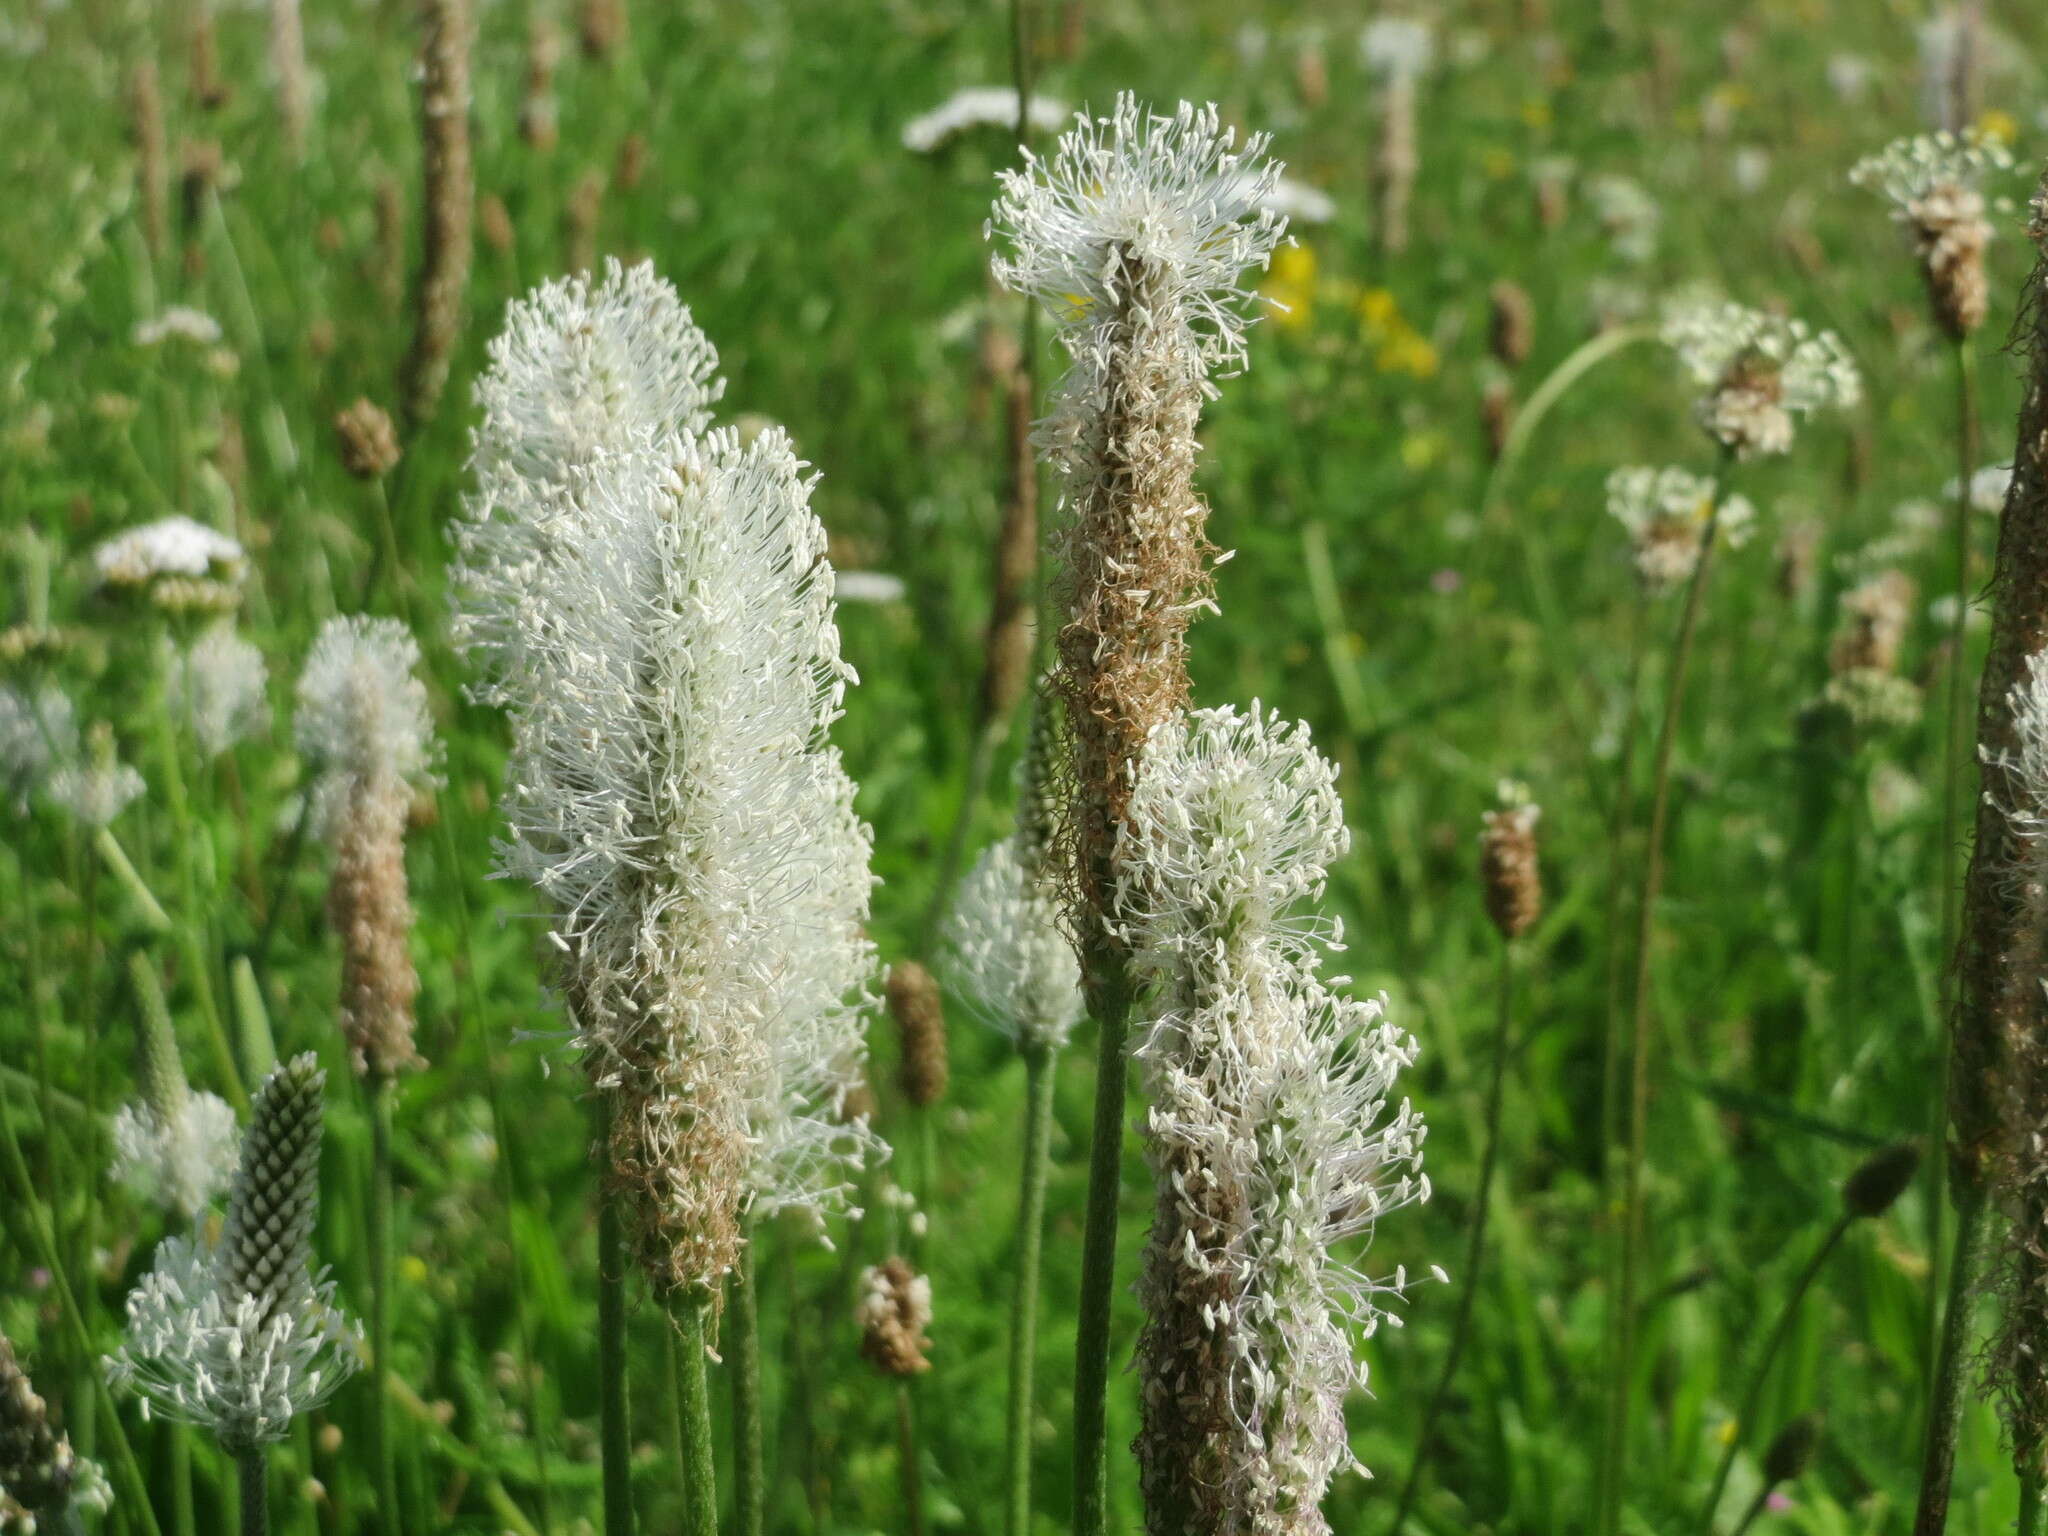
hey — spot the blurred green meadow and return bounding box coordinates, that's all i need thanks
[5,0,2048,1532]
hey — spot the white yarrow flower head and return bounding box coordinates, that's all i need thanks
[456,278,879,1292]
[93,515,248,614]
[132,307,224,348]
[989,96,1286,943]
[473,257,724,484]
[1850,131,2013,337]
[1118,704,1428,1535]
[944,699,1081,1053]
[1606,465,1755,594]
[168,627,270,758]
[1658,296,1861,458]
[901,86,1071,154]
[106,1055,361,1451]
[1360,17,1433,81]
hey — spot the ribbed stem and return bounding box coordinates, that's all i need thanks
[2021,1470,2044,1536]
[596,1101,635,1536]
[369,1076,400,1533]
[1694,1214,1852,1533]
[1071,950,1135,1536]
[1389,940,1516,1532]
[1926,340,1980,1395]
[170,1423,196,1536]
[672,1290,717,1536]
[1913,1178,1991,1535]
[1605,495,1724,1534]
[238,1447,269,1536]
[731,1237,765,1536]
[1005,1045,1058,1536]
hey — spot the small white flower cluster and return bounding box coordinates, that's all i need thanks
[1605,465,1755,593]
[111,1094,239,1221]
[989,94,1286,398]
[1360,17,1433,81]
[1585,173,1661,264]
[1848,130,2014,211]
[900,86,1071,154]
[946,838,1082,1052]
[167,627,270,758]
[132,307,224,348]
[93,515,248,613]
[293,616,436,837]
[1658,296,1861,457]
[454,260,879,1280]
[1947,462,2016,514]
[1120,705,1428,1525]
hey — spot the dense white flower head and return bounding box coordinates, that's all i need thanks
[901,86,1071,153]
[1606,465,1756,593]
[0,685,73,813]
[454,408,879,1268]
[472,257,724,484]
[132,307,224,348]
[293,616,436,837]
[946,837,1082,1052]
[1658,296,1860,457]
[93,516,246,592]
[988,94,1286,393]
[111,1094,239,1221]
[169,628,270,758]
[1849,130,2014,210]
[1360,17,1433,81]
[1119,705,1428,1527]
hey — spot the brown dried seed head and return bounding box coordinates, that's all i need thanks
[1481,376,1515,462]
[1912,181,1992,340]
[334,398,402,481]
[1489,280,1534,368]
[1479,798,1542,940]
[576,0,627,61]
[477,193,515,256]
[887,961,948,1108]
[130,61,167,259]
[856,1258,933,1377]
[399,0,474,432]
[328,766,424,1080]
[563,168,604,277]
[614,133,648,194]
[1762,1414,1821,1484]
[0,1331,75,1516]
[1843,1140,1919,1219]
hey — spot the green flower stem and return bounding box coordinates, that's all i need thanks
[596,1100,635,1536]
[92,827,171,935]
[897,1382,927,1536]
[1913,1178,1991,1536]
[731,1235,765,1536]
[1005,1043,1058,1536]
[238,1447,269,1536]
[368,1076,400,1533]
[1070,950,1136,1536]
[672,1289,718,1536]
[1604,488,1725,1536]
[1695,1213,1853,1534]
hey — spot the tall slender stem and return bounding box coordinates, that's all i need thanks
[1694,1213,1852,1533]
[1389,940,1517,1532]
[672,1290,717,1536]
[2020,1470,2043,1536]
[1071,951,1135,1536]
[169,1423,196,1536]
[1914,1178,1991,1536]
[731,1235,765,1536]
[897,1383,927,1536]
[1605,496,1724,1534]
[369,1076,400,1533]
[1005,1045,1058,1536]
[1927,340,1980,1395]
[596,1101,635,1536]
[238,1448,270,1536]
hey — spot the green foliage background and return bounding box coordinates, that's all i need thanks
[5,0,2048,1531]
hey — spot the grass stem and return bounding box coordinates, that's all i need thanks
[731,1235,765,1536]
[368,1076,400,1534]
[596,1100,635,1536]
[239,1448,270,1536]
[672,1289,717,1536]
[1005,1043,1058,1536]
[1070,947,1135,1536]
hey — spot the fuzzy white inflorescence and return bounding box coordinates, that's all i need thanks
[1851,131,2012,337]
[1658,296,1861,458]
[1605,465,1756,593]
[294,616,436,838]
[988,95,1286,940]
[93,515,245,588]
[107,1055,360,1451]
[944,702,1081,1053]
[454,260,878,1292]
[111,1095,239,1222]
[0,686,73,813]
[168,627,270,758]
[1117,704,1429,1535]
[471,256,723,485]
